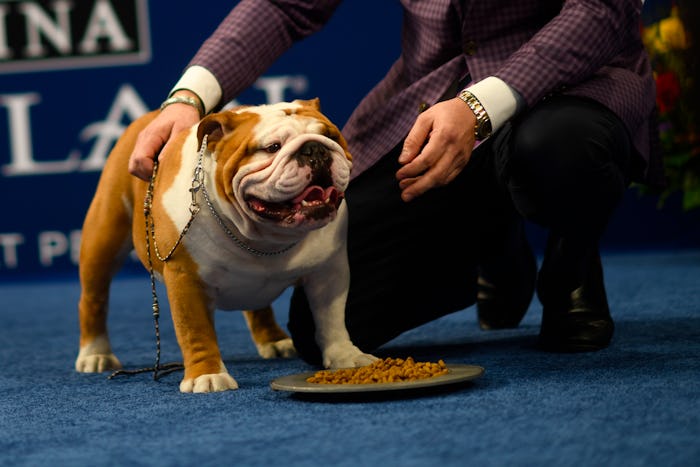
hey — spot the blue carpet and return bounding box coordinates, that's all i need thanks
[1,250,699,466]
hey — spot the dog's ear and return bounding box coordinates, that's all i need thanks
[293,97,321,111]
[197,112,238,151]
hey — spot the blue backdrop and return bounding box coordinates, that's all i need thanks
[0,0,698,281]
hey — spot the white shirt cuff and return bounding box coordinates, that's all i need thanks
[464,76,522,133]
[169,65,223,114]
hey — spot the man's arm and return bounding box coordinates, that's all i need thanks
[128,0,342,180]
[494,0,643,107]
[181,0,342,110]
[397,0,643,202]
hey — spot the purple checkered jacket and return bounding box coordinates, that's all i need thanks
[189,0,661,185]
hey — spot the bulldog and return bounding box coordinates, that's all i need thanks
[75,99,376,393]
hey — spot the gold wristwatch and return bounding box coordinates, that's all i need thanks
[458,90,492,140]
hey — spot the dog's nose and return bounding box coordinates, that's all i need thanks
[295,141,330,170]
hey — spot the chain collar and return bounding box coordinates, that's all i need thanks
[195,135,298,257]
[147,135,296,259]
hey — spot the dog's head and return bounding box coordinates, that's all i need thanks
[196,99,352,232]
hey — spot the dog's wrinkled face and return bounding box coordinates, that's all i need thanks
[197,99,352,231]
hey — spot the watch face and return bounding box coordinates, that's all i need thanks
[476,120,491,139]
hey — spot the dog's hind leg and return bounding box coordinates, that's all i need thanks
[75,111,162,374]
[75,191,133,373]
[243,307,297,359]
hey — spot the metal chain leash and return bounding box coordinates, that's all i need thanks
[108,138,208,381]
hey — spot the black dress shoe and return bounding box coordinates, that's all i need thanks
[477,227,537,330]
[537,248,614,352]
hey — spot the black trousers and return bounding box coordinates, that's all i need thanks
[288,95,633,364]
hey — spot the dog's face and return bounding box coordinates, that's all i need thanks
[197,99,352,232]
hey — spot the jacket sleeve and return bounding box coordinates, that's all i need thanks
[187,0,342,107]
[494,0,643,107]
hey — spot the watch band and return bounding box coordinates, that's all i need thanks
[458,90,492,140]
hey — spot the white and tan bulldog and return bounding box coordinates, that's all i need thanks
[75,99,376,393]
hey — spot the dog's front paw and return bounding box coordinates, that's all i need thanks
[255,338,297,359]
[322,342,378,369]
[75,335,122,372]
[179,373,239,393]
[75,353,122,373]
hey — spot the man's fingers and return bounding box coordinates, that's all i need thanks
[399,141,470,202]
[396,132,443,181]
[400,174,432,202]
[127,152,155,181]
[396,153,430,181]
[398,176,418,191]
[127,116,173,180]
[398,114,432,165]
[127,104,200,181]
[128,133,164,180]
[399,156,451,202]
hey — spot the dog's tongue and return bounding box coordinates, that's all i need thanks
[293,186,340,204]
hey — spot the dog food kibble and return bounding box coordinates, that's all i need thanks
[306,357,448,384]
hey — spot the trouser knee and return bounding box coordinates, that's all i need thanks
[495,96,631,239]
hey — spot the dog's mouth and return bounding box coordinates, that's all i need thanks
[246,184,344,222]
[243,141,349,224]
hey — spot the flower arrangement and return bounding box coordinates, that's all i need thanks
[642,1,699,211]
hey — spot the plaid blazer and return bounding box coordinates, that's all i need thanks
[190,0,660,185]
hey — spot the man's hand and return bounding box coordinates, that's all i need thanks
[396,97,477,202]
[128,91,202,181]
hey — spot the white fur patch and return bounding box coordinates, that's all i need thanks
[179,362,238,393]
[75,335,122,373]
[255,338,296,359]
[162,128,202,232]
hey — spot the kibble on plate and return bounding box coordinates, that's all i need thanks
[306,357,449,384]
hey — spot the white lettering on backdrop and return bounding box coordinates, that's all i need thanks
[0,83,147,176]
[1,76,309,177]
[0,75,308,272]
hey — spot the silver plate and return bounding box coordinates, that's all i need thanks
[270,363,484,394]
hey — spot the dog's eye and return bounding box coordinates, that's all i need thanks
[264,143,281,153]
